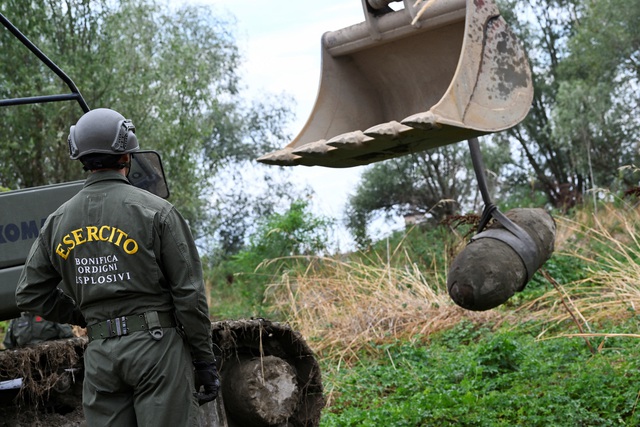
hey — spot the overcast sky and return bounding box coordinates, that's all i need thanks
[168,0,406,247]
[178,0,366,207]
[199,1,366,120]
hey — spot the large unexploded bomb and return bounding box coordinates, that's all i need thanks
[447,208,556,311]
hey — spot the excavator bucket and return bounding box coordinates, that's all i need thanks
[257,0,532,168]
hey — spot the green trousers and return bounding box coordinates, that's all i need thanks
[83,328,198,426]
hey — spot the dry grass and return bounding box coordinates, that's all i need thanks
[263,202,640,365]
[520,203,640,337]
[0,337,85,404]
[264,252,503,365]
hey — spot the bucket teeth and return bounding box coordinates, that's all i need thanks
[258,122,486,168]
[291,140,337,156]
[326,131,373,149]
[401,111,442,130]
[256,0,533,169]
[256,149,301,166]
[363,121,413,139]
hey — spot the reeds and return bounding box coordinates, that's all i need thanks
[263,202,640,364]
[521,203,640,336]
[264,250,501,365]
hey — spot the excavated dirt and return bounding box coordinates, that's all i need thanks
[0,337,86,427]
[0,401,85,427]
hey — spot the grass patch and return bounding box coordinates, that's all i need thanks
[520,205,640,331]
[320,320,640,426]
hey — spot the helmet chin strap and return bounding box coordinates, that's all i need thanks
[81,153,131,172]
[122,161,132,176]
[121,153,132,175]
[82,162,130,172]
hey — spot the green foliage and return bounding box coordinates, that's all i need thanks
[201,200,640,424]
[0,0,297,248]
[555,0,640,197]
[321,322,640,426]
[475,333,522,378]
[494,0,640,211]
[208,201,638,426]
[206,200,334,319]
[239,199,334,264]
[357,221,458,274]
[437,320,490,346]
[310,203,640,425]
[346,145,475,248]
[0,320,7,348]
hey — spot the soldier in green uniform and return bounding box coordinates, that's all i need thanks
[2,312,74,349]
[15,108,219,426]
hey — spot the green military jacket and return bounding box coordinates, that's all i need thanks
[15,171,214,363]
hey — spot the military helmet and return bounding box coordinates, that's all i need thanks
[68,108,139,160]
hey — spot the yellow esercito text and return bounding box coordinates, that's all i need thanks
[55,225,139,260]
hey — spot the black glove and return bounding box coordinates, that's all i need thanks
[193,360,220,406]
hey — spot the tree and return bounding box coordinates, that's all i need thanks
[0,0,297,245]
[555,0,640,197]
[344,141,509,247]
[347,0,640,241]
[496,0,640,210]
[206,199,335,317]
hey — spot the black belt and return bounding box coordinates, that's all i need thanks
[86,311,176,342]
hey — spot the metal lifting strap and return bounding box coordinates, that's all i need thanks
[468,137,540,284]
